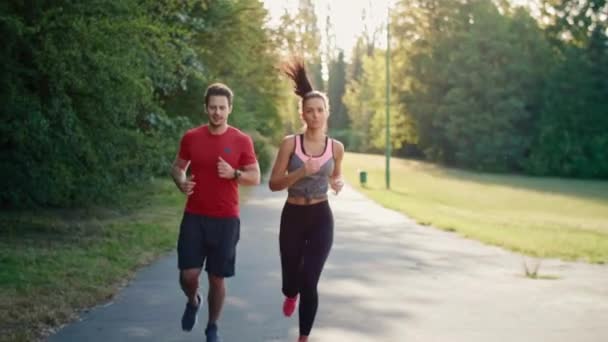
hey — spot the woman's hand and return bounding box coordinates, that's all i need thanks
[330,176,344,194]
[303,157,321,176]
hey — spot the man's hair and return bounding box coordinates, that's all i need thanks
[204,83,234,106]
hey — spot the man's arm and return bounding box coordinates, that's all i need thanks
[171,156,195,195]
[237,162,261,186]
[217,157,260,186]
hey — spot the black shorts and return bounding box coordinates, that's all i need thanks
[177,212,240,277]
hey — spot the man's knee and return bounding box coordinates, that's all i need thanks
[208,274,225,289]
[180,269,201,289]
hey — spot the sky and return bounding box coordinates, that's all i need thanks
[262,0,393,58]
[262,0,535,59]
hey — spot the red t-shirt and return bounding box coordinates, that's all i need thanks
[178,125,257,218]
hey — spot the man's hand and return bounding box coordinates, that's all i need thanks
[217,156,235,179]
[330,176,344,195]
[179,174,196,195]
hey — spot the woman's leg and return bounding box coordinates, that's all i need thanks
[279,203,306,299]
[298,202,334,337]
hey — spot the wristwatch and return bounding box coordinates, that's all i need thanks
[233,169,242,180]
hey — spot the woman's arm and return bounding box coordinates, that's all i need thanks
[269,136,308,191]
[330,140,345,194]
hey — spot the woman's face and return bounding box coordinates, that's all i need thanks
[301,97,328,130]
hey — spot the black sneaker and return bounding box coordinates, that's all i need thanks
[181,294,201,331]
[205,323,221,342]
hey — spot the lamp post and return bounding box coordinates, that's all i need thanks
[385,3,391,190]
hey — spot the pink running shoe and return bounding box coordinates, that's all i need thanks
[283,295,298,317]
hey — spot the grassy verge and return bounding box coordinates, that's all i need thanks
[343,152,608,263]
[0,179,190,342]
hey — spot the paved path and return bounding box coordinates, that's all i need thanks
[49,183,608,341]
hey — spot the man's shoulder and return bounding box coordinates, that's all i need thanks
[227,126,252,140]
[183,125,208,138]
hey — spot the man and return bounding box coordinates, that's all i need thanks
[171,83,261,342]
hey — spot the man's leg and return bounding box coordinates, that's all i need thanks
[177,212,206,331]
[207,273,226,324]
[179,268,203,331]
[204,216,239,342]
[181,268,202,305]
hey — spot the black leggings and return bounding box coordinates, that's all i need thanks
[279,201,334,336]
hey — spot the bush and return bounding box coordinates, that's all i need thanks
[247,131,273,178]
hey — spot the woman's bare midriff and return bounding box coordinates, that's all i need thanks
[286,195,328,205]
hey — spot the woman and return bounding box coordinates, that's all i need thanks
[268,58,345,342]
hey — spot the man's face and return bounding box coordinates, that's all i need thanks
[206,95,232,128]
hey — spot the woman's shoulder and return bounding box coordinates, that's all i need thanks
[279,134,297,150]
[330,136,343,145]
[281,134,299,144]
[330,137,344,155]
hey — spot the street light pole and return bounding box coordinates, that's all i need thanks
[385,4,391,190]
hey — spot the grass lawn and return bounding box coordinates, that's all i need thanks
[342,152,608,263]
[0,179,192,342]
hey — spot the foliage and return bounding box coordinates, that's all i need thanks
[341,0,607,178]
[327,51,349,133]
[526,27,608,176]
[344,52,416,153]
[0,0,282,208]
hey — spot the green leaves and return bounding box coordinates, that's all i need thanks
[1,1,194,208]
[1,0,283,208]
[342,0,607,176]
[392,0,555,171]
[527,29,608,177]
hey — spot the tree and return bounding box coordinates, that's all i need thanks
[165,0,282,136]
[540,0,607,47]
[271,0,325,134]
[294,0,324,90]
[527,26,608,177]
[0,0,284,207]
[343,52,414,152]
[348,6,381,83]
[392,0,553,171]
[0,0,197,207]
[327,51,349,132]
[342,8,382,151]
